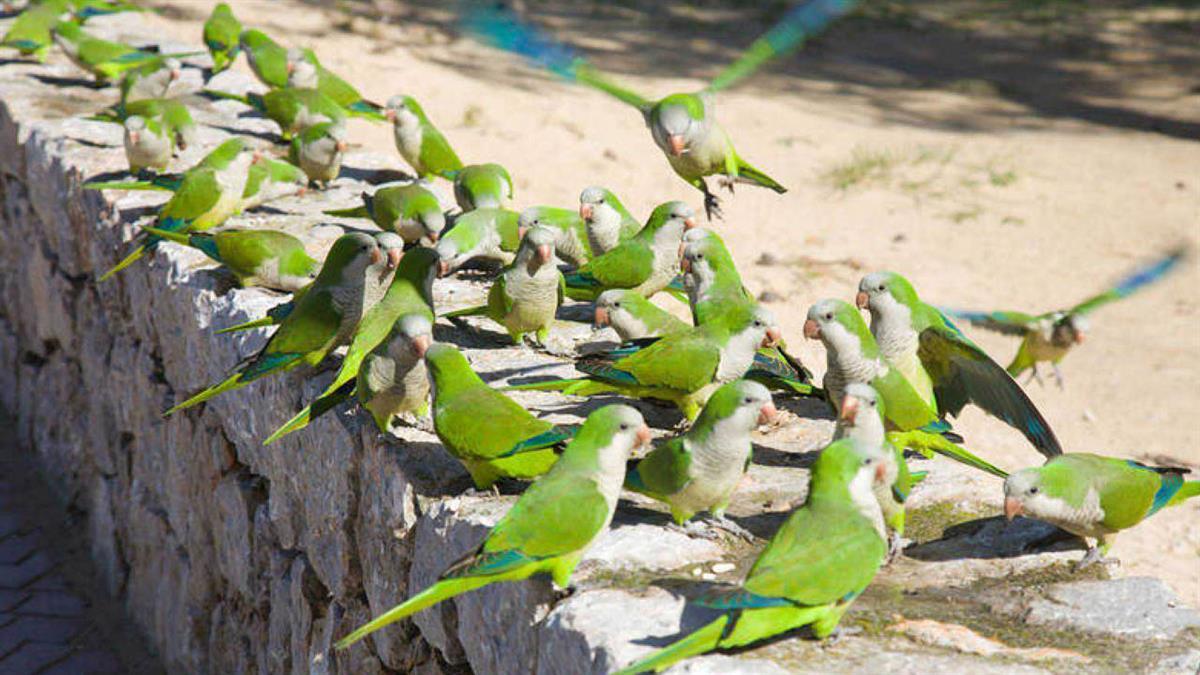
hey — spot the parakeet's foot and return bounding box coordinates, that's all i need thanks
[1052,364,1066,390]
[553,585,579,602]
[706,515,757,543]
[667,520,722,541]
[718,176,736,193]
[822,626,863,646]
[886,532,910,564]
[702,190,723,221]
[1076,547,1119,571]
[1027,365,1045,388]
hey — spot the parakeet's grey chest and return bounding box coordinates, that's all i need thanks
[1025,316,1072,361]
[665,123,729,178]
[824,350,888,410]
[586,208,623,254]
[640,225,685,294]
[392,111,424,165]
[1027,488,1109,538]
[678,427,752,509]
[503,266,560,327]
[610,313,649,342]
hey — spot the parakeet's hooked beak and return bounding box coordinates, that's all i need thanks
[335,140,348,153]
[579,204,593,221]
[1074,331,1086,345]
[667,134,686,157]
[761,326,782,348]
[838,396,859,425]
[593,306,610,329]
[385,109,396,123]
[411,334,432,358]
[128,131,140,144]
[803,319,821,340]
[683,217,698,230]
[286,61,295,75]
[437,259,452,277]
[169,67,180,81]
[425,230,439,244]
[535,244,553,265]
[875,461,888,484]
[758,402,778,426]
[296,185,308,197]
[386,248,403,269]
[855,291,869,310]
[517,225,529,241]
[680,256,692,274]
[1004,497,1023,521]
[635,424,652,449]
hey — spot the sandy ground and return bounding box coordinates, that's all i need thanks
[137,1,1199,603]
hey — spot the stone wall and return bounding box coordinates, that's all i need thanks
[0,12,1197,675]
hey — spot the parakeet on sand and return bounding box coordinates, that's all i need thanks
[593,289,689,342]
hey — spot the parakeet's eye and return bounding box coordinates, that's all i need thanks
[863,458,875,466]
[619,423,630,431]
[613,302,621,308]
[824,312,833,320]
[598,198,605,204]
[877,284,886,292]
[743,397,753,404]
[1028,486,1039,495]
[696,253,704,260]
[753,319,763,327]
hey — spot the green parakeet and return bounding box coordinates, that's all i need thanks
[625,379,775,524]
[450,162,513,211]
[579,185,641,255]
[122,115,172,174]
[137,227,319,292]
[325,183,445,246]
[857,271,1062,458]
[336,403,649,650]
[443,225,564,345]
[238,28,288,88]
[2,0,70,62]
[51,20,200,83]
[518,206,591,267]
[288,120,347,186]
[203,3,241,75]
[204,86,346,141]
[358,313,434,431]
[118,57,179,105]
[384,94,463,179]
[1005,454,1200,566]
[237,155,309,211]
[946,246,1187,388]
[163,232,398,415]
[93,97,196,150]
[100,138,254,281]
[593,289,689,342]
[286,47,385,119]
[434,208,521,274]
[562,201,695,302]
[614,433,888,674]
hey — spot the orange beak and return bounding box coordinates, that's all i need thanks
[438,259,452,277]
[635,424,653,449]
[296,185,308,197]
[579,204,593,221]
[517,225,529,241]
[838,396,859,425]
[169,68,180,81]
[875,461,888,484]
[536,244,553,265]
[286,62,295,74]
[385,109,397,123]
[1004,497,1023,521]
[683,217,698,230]
[803,319,821,340]
[1074,331,1086,345]
[128,131,139,144]
[668,134,686,157]
[386,248,403,269]
[855,291,869,310]
[680,257,692,274]
[426,230,439,243]
[761,326,782,348]
[369,247,384,265]
[411,334,432,358]
[335,140,348,153]
[593,306,610,328]
[758,402,778,426]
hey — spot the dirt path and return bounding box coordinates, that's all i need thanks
[142,0,1200,604]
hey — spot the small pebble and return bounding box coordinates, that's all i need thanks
[701,573,716,581]
[756,252,780,266]
[893,233,907,243]
[712,562,735,574]
[1082,409,1097,423]
[757,290,783,303]
[691,567,703,577]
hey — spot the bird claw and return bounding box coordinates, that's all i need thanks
[703,191,723,221]
[823,626,862,646]
[667,521,722,541]
[718,176,736,194]
[1076,548,1119,571]
[1052,365,1066,390]
[553,584,579,601]
[885,533,910,564]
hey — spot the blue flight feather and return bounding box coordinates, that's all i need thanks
[695,587,792,611]
[242,352,303,382]
[190,234,221,262]
[1111,247,1186,299]
[1125,460,1186,518]
[462,6,580,80]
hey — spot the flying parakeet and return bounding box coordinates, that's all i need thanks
[625,379,775,525]
[518,206,592,267]
[444,225,565,345]
[579,185,641,255]
[434,208,521,274]
[946,246,1188,388]
[288,119,347,186]
[286,47,385,119]
[450,162,513,211]
[384,94,464,179]
[238,29,289,88]
[593,289,689,342]
[469,3,854,219]
[856,271,1063,458]
[163,232,399,415]
[614,432,887,674]
[325,183,445,246]
[137,227,319,292]
[52,20,200,83]
[203,3,241,75]
[563,201,696,302]
[1005,453,1199,566]
[336,403,649,650]
[122,115,172,174]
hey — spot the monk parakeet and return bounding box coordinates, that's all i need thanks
[443,225,565,345]
[122,115,171,174]
[625,379,775,526]
[1005,454,1199,566]
[263,246,439,444]
[518,206,591,267]
[358,313,434,431]
[336,403,649,650]
[856,271,1063,458]
[614,432,888,674]
[286,47,384,119]
[384,94,463,179]
[947,246,1188,388]
[563,201,696,302]
[118,57,180,105]
[325,184,445,246]
[204,86,346,141]
[93,97,196,150]
[237,155,309,211]
[469,3,853,219]
[164,233,401,415]
[593,289,689,342]
[2,0,70,62]
[515,303,780,421]
[137,227,319,292]
[579,185,641,255]
[100,138,254,281]
[288,120,347,186]
[238,29,289,88]
[450,163,513,211]
[203,3,241,75]
[434,208,521,274]
[51,21,200,83]
[804,299,1009,479]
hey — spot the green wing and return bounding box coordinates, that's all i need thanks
[573,62,653,112]
[628,437,692,497]
[1060,455,1162,530]
[435,386,554,460]
[213,230,297,276]
[944,309,1038,337]
[487,272,514,321]
[611,331,720,392]
[76,35,134,67]
[159,169,222,223]
[483,475,610,558]
[578,243,654,289]
[262,286,342,357]
[871,367,939,432]
[418,122,463,176]
[1069,246,1187,316]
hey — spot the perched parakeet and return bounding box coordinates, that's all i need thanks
[857,271,1063,458]
[614,433,888,674]
[593,289,689,342]
[515,303,779,421]
[93,97,196,150]
[203,3,241,75]
[163,232,399,415]
[804,299,1008,478]
[444,225,565,345]
[384,94,463,179]
[204,86,346,141]
[325,183,445,246]
[2,0,70,62]
[286,47,384,119]
[122,115,171,174]
[579,185,641,255]
[336,403,649,650]
[52,21,200,83]
[100,138,255,281]
[518,206,591,267]
[563,201,695,302]
[946,246,1188,388]
[434,208,521,274]
[358,313,434,431]
[451,163,513,211]
[263,246,440,444]
[469,3,854,219]
[138,227,319,292]
[118,57,179,105]
[625,379,775,525]
[288,120,347,186]
[237,155,309,211]
[1005,454,1199,566]
[238,28,288,88]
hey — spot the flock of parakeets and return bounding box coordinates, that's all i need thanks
[5,0,1196,671]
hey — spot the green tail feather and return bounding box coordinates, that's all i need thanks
[502,379,619,397]
[746,371,818,397]
[614,616,728,675]
[442,304,489,319]
[84,180,172,192]
[262,381,356,445]
[503,425,576,457]
[98,244,148,281]
[324,205,370,219]
[163,371,246,416]
[140,226,190,246]
[216,316,276,334]
[1169,481,1200,506]
[736,161,786,193]
[336,576,492,650]
[889,430,1008,479]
